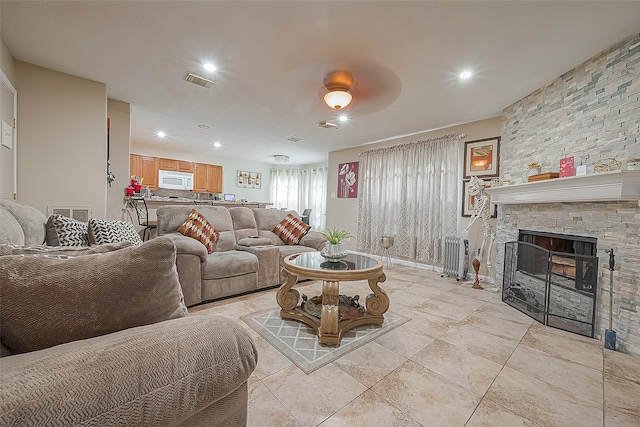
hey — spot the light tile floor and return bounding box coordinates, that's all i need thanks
[189,264,640,427]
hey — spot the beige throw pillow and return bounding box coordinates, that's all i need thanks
[0,237,187,354]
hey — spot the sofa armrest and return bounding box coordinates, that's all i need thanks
[236,244,281,286]
[0,316,257,426]
[238,237,274,247]
[299,231,327,251]
[163,233,208,261]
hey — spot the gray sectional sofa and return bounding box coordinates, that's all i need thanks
[156,205,327,306]
[0,199,257,426]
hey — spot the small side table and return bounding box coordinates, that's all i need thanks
[379,236,395,268]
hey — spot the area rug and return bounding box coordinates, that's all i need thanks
[241,309,410,374]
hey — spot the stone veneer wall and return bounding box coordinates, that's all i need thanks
[497,31,640,356]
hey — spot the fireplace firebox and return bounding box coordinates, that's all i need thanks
[502,230,598,337]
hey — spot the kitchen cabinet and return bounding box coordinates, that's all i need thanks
[207,165,223,193]
[158,158,194,173]
[193,163,209,192]
[194,163,223,193]
[130,154,159,189]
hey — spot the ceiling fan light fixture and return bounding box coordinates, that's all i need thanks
[323,71,354,110]
[324,91,352,110]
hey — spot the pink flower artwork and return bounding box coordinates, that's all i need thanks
[337,161,358,198]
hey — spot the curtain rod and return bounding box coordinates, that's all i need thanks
[359,133,465,156]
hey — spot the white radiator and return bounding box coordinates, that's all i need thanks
[441,236,468,281]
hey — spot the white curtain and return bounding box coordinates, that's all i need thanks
[357,134,460,264]
[270,167,327,230]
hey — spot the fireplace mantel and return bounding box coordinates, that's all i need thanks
[486,170,640,204]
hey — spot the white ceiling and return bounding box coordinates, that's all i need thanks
[2,1,640,166]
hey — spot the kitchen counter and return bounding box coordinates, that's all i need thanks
[126,196,272,209]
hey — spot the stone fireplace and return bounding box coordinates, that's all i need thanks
[492,193,639,355]
[493,31,640,356]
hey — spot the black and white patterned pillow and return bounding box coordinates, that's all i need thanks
[88,218,143,245]
[46,215,90,247]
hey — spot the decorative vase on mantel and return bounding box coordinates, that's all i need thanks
[526,162,541,180]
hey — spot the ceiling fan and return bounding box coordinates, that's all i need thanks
[317,61,402,114]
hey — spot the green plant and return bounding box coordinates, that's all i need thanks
[320,227,353,244]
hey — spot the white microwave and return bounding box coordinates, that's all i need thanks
[158,170,194,190]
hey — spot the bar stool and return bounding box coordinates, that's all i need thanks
[131,198,157,241]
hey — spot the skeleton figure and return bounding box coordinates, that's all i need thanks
[463,176,498,291]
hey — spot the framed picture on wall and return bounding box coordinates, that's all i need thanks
[462,180,496,218]
[337,161,359,198]
[237,170,261,188]
[463,137,500,178]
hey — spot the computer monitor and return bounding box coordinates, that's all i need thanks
[223,194,236,202]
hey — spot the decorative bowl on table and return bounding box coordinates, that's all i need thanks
[320,243,348,262]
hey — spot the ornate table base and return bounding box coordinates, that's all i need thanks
[276,256,389,346]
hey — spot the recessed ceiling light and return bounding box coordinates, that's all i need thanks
[157,131,166,138]
[203,63,216,72]
[197,124,210,129]
[459,70,473,80]
[338,114,348,122]
[213,142,221,148]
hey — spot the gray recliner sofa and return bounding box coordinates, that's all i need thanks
[156,205,326,306]
[0,199,257,426]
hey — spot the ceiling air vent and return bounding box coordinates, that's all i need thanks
[318,120,339,129]
[183,72,215,89]
[285,136,303,143]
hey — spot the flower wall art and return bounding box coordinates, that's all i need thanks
[337,161,358,198]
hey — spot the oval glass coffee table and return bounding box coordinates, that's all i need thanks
[276,252,389,346]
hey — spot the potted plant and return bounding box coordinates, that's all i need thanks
[319,227,353,262]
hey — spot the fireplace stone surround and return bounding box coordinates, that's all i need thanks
[494,31,639,356]
[494,199,639,355]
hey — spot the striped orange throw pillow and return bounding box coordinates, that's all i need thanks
[272,213,311,245]
[177,209,219,254]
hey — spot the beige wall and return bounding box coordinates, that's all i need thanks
[15,61,107,217]
[0,37,17,200]
[1,37,16,83]
[106,99,131,221]
[131,142,272,203]
[327,117,501,273]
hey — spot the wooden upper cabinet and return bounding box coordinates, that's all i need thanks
[158,158,194,173]
[193,162,209,192]
[207,165,223,193]
[178,161,194,173]
[193,163,222,193]
[130,154,159,189]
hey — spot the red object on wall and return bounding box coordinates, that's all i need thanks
[337,162,359,198]
[559,156,575,177]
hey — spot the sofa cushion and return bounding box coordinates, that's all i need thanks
[0,206,25,246]
[157,205,237,252]
[177,209,219,254]
[0,241,134,257]
[0,200,47,245]
[0,237,187,354]
[228,207,259,241]
[45,214,89,247]
[201,251,259,280]
[272,214,311,245]
[88,218,144,245]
